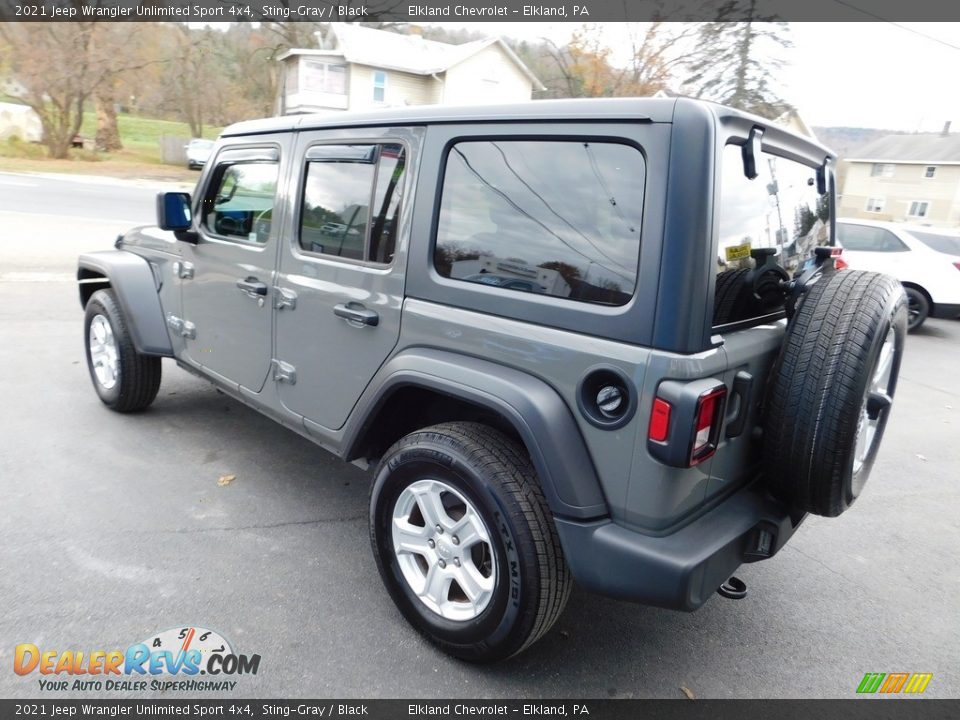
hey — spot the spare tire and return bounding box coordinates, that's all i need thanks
[714,265,789,326]
[763,270,907,517]
[713,269,751,325]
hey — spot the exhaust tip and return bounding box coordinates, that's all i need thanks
[718,576,747,600]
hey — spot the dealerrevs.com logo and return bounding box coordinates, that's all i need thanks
[14,626,260,692]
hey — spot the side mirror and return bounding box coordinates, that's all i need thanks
[157,192,197,242]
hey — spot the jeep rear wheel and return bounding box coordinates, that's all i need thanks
[369,422,571,662]
[763,270,907,517]
[84,289,162,412]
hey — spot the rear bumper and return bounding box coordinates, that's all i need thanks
[555,484,804,610]
[932,302,960,320]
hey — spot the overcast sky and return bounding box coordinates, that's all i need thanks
[427,21,960,132]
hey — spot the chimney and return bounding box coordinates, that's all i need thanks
[942,121,952,137]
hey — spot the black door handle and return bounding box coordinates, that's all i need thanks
[334,303,379,327]
[236,277,268,296]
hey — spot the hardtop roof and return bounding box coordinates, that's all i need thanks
[221,97,680,137]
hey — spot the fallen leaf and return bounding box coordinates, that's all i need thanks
[680,686,695,700]
[217,474,236,486]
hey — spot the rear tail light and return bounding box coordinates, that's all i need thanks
[953,262,960,272]
[647,380,728,468]
[648,398,672,442]
[690,387,727,465]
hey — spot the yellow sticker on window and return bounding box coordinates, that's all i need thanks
[725,243,752,262]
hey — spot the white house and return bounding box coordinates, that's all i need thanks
[839,124,960,228]
[0,101,42,142]
[276,24,544,115]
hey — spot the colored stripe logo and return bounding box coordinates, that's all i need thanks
[857,672,933,694]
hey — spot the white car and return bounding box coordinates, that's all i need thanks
[836,219,960,330]
[184,138,214,170]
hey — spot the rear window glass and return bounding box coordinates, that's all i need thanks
[434,140,645,306]
[714,143,831,327]
[909,230,960,256]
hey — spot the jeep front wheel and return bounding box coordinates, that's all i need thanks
[369,422,571,662]
[84,289,162,412]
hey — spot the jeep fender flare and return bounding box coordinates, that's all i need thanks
[77,251,173,357]
[345,349,610,521]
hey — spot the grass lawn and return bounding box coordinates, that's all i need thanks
[0,109,221,180]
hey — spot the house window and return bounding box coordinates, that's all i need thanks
[302,60,347,94]
[870,163,895,178]
[924,166,937,178]
[907,201,931,218]
[866,197,885,213]
[373,71,387,103]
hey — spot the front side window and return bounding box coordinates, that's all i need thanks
[837,224,908,252]
[908,200,930,218]
[434,139,645,306]
[871,163,895,178]
[299,143,406,263]
[373,71,387,103]
[201,161,279,244]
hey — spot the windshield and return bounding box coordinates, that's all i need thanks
[909,230,960,256]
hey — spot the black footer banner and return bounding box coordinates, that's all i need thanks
[1,699,957,720]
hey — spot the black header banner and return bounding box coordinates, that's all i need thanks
[0,0,958,22]
[0,700,955,720]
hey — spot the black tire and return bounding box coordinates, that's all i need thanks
[764,270,907,517]
[713,269,750,325]
[903,286,930,331]
[713,266,788,326]
[369,422,571,662]
[83,288,162,412]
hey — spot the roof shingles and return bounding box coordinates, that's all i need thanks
[848,132,960,163]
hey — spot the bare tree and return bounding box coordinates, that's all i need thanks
[0,22,98,158]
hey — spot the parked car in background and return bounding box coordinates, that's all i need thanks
[836,219,960,330]
[184,138,214,170]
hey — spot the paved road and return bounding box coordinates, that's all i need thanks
[1,172,958,700]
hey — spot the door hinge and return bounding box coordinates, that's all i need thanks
[166,314,197,340]
[173,261,195,280]
[273,287,297,310]
[271,359,297,384]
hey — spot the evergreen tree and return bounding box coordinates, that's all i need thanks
[684,2,792,118]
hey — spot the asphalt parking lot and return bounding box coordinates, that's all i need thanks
[1,171,958,699]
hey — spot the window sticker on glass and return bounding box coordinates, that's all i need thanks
[724,242,752,262]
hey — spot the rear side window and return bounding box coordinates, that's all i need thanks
[837,224,908,252]
[434,139,645,306]
[908,230,960,256]
[299,143,406,264]
[714,143,831,327]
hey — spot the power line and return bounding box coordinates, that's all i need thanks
[831,1,960,52]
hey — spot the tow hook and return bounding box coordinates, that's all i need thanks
[718,576,748,600]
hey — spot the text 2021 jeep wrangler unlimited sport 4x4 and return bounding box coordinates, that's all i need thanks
[78,98,906,662]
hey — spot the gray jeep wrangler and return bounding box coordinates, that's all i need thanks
[78,98,907,662]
